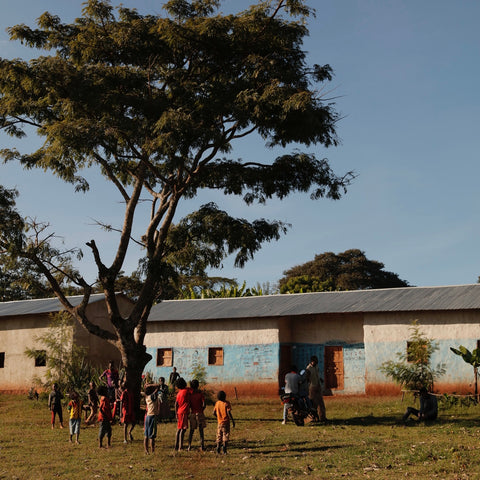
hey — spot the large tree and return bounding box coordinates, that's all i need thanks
[0,0,353,406]
[279,249,408,293]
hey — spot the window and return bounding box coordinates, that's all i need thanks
[156,348,173,367]
[0,352,4,368]
[208,347,224,366]
[34,350,46,367]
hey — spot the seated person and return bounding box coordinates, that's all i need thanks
[403,386,438,423]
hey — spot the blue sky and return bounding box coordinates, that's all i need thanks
[1,0,480,289]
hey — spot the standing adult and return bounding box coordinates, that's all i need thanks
[282,365,301,424]
[169,367,180,390]
[306,355,327,422]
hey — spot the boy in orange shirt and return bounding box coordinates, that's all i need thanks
[213,390,235,455]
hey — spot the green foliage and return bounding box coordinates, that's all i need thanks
[279,275,336,294]
[179,280,265,299]
[450,345,480,397]
[279,249,409,293]
[25,312,98,394]
[380,321,446,391]
[189,360,208,387]
[0,0,353,406]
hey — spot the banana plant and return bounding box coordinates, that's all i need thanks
[450,345,480,400]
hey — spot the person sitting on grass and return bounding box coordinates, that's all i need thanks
[402,386,438,423]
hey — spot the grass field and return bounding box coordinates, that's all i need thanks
[1,393,480,479]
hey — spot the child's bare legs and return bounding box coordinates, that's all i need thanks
[188,427,205,451]
[175,428,186,451]
[124,423,135,443]
[187,429,194,450]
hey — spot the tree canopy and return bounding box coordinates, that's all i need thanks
[279,249,408,293]
[0,0,353,405]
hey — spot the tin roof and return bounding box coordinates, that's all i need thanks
[0,294,107,317]
[148,284,480,322]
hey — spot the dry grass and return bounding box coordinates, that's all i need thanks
[1,393,480,479]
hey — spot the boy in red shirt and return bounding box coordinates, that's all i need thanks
[187,379,206,451]
[213,390,235,455]
[174,377,190,451]
[97,385,113,448]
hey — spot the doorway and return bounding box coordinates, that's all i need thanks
[324,346,344,390]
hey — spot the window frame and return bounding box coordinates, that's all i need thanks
[156,348,173,367]
[208,347,224,366]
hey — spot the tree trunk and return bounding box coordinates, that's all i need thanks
[474,367,478,402]
[119,342,152,420]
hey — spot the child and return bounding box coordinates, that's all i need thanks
[85,382,99,425]
[213,390,235,455]
[144,383,161,454]
[187,379,206,451]
[67,391,84,444]
[120,380,135,443]
[174,377,190,451]
[48,383,64,429]
[97,385,113,448]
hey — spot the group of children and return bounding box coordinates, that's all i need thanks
[48,376,235,454]
[144,377,235,455]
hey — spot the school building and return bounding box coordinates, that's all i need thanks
[2,284,480,396]
[0,294,130,392]
[145,284,480,397]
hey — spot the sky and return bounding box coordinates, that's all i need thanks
[1,0,480,290]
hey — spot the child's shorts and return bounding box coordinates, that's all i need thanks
[177,411,188,430]
[69,418,81,435]
[98,420,112,439]
[189,412,206,429]
[144,415,157,439]
[216,423,230,443]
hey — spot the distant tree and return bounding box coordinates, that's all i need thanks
[0,0,353,410]
[450,345,480,399]
[380,321,445,391]
[179,280,264,299]
[279,249,408,293]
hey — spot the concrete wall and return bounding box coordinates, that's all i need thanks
[364,311,480,394]
[0,314,51,391]
[144,314,367,397]
[145,317,282,397]
[0,298,127,391]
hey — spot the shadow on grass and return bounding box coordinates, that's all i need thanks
[233,441,351,456]
[240,414,480,429]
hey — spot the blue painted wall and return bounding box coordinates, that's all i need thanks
[145,343,280,385]
[366,338,477,389]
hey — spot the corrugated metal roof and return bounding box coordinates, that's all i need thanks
[148,284,480,322]
[0,294,107,317]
